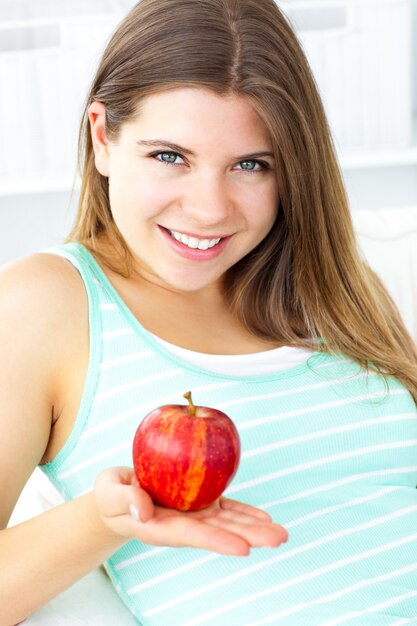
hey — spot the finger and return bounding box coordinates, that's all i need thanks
[143,513,252,556]
[118,466,139,486]
[206,517,288,548]
[208,507,271,527]
[128,487,155,523]
[219,497,273,521]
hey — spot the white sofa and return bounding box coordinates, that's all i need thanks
[353,206,417,342]
[9,205,417,625]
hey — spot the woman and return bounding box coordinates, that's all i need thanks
[1,0,417,624]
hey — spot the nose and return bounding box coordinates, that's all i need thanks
[180,170,234,228]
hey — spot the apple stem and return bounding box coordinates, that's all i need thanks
[183,391,196,416]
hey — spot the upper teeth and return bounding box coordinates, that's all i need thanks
[168,230,221,250]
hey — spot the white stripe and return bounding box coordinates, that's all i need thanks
[182,533,417,626]
[71,485,91,497]
[217,371,380,413]
[247,563,417,625]
[284,486,401,529]
[81,381,237,440]
[390,620,413,626]
[92,369,182,403]
[142,507,417,616]
[227,440,417,494]
[123,487,394,590]
[127,554,216,593]
[242,413,417,459]
[114,546,168,571]
[80,406,142,440]
[182,381,239,395]
[236,388,408,431]
[320,590,417,626]
[102,328,134,339]
[259,465,417,510]
[99,303,118,311]
[58,441,131,480]
[100,350,154,369]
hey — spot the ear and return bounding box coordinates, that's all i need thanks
[88,101,110,177]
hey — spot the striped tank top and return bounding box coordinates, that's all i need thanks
[40,242,417,625]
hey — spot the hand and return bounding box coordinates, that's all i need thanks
[94,467,288,556]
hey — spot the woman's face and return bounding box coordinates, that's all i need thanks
[90,87,279,294]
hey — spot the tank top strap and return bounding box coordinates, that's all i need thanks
[43,242,103,297]
[43,241,114,319]
[42,241,106,390]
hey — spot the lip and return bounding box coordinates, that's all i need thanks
[158,225,231,261]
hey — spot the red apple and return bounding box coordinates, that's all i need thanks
[132,391,241,512]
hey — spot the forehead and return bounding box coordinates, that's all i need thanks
[125,87,272,148]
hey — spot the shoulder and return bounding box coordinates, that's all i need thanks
[0,251,88,382]
[0,250,86,323]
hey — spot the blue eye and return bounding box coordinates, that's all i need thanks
[240,160,256,170]
[238,160,265,171]
[155,152,184,165]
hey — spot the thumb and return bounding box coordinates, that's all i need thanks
[95,466,155,523]
[129,483,155,523]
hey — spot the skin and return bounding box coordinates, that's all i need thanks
[0,88,287,624]
[89,87,281,354]
[91,87,278,292]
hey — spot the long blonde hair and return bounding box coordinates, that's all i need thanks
[68,0,417,402]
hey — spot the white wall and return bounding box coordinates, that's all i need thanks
[0,190,77,263]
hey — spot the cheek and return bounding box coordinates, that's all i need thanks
[108,178,176,231]
[110,159,176,204]
[245,189,278,233]
[256,212,277,239]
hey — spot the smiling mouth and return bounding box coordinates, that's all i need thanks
[165,228,223,250]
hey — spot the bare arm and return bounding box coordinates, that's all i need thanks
[0,254,287,625]
[0,494,126,624]
[0,255,97,622]
[0,254,120,623]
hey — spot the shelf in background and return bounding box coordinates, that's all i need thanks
[339,144,417,170]
[0,176,80,197]
[338,115,417,170]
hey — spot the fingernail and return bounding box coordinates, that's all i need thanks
[129,504,140,521]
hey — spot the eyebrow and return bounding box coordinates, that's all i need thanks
[136,139,275,161]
